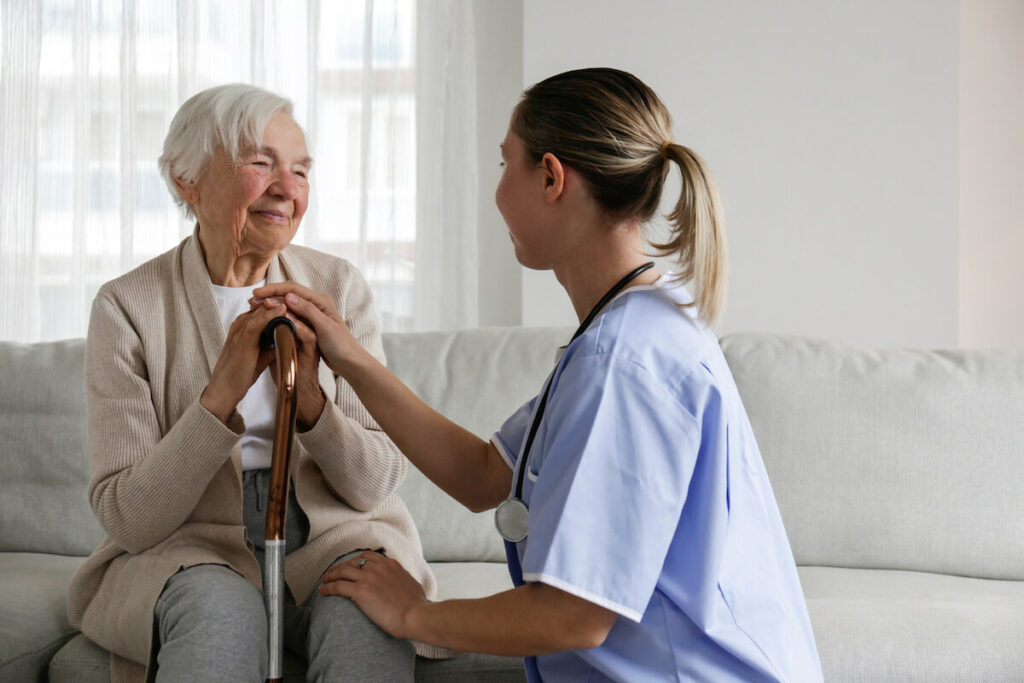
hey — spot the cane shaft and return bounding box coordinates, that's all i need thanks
[264,322,297,683]
[265,539,286,681]
[265,325,298,539]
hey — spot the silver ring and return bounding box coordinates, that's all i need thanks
[357,558,368,569]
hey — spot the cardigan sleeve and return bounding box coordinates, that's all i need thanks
[85,287,243,554]
[297,264,407,511]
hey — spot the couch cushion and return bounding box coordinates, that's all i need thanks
[430,560,515,600]
[800,566,1024,682]
[722,333,1024,580]
[384,327,572,563]
[0,552,85,681]
[0,339,106,556]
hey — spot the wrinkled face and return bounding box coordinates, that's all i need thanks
[495,129,549,269]
[188,111,311,257]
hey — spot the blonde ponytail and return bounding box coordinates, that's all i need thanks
[651,143,728,325]
[512,68,729,325]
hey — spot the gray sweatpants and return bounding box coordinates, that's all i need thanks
[150,469,416,682]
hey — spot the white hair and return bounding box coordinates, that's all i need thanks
[158,83,296,219]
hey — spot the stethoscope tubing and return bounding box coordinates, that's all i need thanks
[500,261,655,539]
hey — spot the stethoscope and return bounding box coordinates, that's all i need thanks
[494,261,655,543]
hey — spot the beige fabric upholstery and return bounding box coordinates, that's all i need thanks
[722,333,1024,580]
[800,566,1024,682]
[2,329,1022,682]
[0,340,100,555]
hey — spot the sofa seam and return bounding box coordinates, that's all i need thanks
[0,628,78,669]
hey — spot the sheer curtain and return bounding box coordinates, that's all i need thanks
[0,0,477,342]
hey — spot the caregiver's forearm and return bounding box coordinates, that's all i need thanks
[343,347,512,512]
[404,583,618,656]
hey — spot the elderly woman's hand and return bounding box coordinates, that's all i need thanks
[254,301,326,431]
[252,282,365,378]
[200,302,287,424]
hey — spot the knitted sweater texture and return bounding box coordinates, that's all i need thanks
[66,232,441,681]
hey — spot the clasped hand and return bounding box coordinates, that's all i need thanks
[200,298,326,430]
[251,282,363,378]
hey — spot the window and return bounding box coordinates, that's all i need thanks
[1,0,477,342]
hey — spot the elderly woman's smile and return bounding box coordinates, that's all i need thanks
[251,207,291,222]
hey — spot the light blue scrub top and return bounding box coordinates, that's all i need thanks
[492,281,822,682]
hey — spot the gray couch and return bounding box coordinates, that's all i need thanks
[2,328,1023,682]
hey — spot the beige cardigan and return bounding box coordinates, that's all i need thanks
[67,233,443,680]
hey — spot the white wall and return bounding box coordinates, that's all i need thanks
[474,2,524,326]
[519,0,963,348]
[959,0,1024,349]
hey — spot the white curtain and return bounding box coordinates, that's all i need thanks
[0,0,477,342]
[415,0,476,331]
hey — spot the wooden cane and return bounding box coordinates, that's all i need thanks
[260,317,298,683]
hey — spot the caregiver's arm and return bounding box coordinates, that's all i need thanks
[322,552,619,655]
[253,282,512,513]
[288,269,409,512]
[406,584,617,655]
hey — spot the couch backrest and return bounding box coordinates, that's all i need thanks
[0,328,571,562]
[4,330,1021,580]
[720,332,1024,581]
[0,339,103,555]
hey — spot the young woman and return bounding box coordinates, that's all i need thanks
[255,68,823,682]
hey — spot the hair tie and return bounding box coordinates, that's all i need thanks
[659,140,673,159]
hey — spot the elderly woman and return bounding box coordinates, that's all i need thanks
[66,84,436,682]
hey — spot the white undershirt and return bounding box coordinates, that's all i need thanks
[211,280,275,471]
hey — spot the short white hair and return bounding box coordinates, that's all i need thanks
[158,83,296,219]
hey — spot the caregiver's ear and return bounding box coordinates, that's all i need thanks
[541,152,565,202]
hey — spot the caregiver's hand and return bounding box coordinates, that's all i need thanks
[319,551,429,640]
[201,302,285,424]
[251,282,363,377]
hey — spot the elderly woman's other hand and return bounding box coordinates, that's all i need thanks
[253,297,327,430]
[200,301,287,424]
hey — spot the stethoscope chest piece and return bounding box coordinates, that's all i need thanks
[495,497,530,543]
